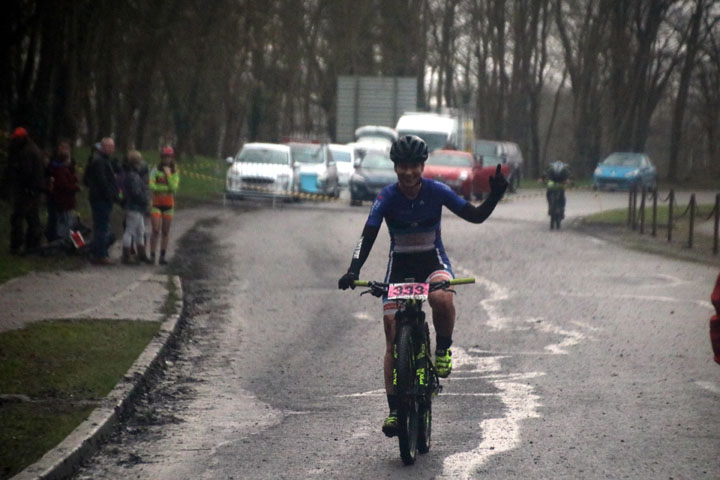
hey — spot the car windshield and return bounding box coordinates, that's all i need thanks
[361,152,394,170]
[397,131,448,152]
[236,148,289,165]
[427,153,472,167]
[475,142,500,156]
[602,153,643,167]
[481,154,503,167]
[331,150,352,163]
[291,145,323,164]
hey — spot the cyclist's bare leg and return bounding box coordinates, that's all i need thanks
[429,290,455,338]
[383,313,396,393]
[428,271,455,339]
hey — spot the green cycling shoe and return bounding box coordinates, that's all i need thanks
[382,412,399,437]
[435,348,452,378]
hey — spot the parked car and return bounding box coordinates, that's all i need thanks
[328,143,359,187]
[474,140,524,192]
[349,148,395,206]
[422,149,476,200]
[287,142,340,197]
[354,125,398,149]
[225,143,297,201]
[472,154,512,200]
[592,152,657,192]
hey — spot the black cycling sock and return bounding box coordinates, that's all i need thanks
[436,335,453,351]
[387,394,399,413]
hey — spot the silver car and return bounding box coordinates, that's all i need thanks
[225,143,298,200]
[288,142,340,197]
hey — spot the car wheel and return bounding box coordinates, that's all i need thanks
[350,198,362,206]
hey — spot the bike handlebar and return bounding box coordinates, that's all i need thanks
[353,277,475,293]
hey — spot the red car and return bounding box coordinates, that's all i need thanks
[422,150,476,200]
[423,150,512,200]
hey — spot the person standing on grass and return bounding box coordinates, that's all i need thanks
[121,150,152,264]
[83,137,120,265]
[49,139,80,244]
[149,146,179,265]
[2,127,46,254]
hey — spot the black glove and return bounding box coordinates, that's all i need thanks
[489,164,508,197]
[338,271,357,290]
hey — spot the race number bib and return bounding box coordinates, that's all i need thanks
[387,283,430,300]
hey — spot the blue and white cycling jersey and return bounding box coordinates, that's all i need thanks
[365,178,468,261]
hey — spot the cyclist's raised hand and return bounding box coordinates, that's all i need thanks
[338,271,357,290]
[489,164,508,197]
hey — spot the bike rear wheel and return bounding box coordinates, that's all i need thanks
[395,324,418,465]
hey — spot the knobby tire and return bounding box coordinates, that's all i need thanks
[396,324,418,465]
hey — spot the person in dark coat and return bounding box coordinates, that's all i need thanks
[2,127,46,254]
[49,140,80,243]
[83,136,119,264]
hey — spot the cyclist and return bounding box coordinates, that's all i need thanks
[542,160,571,220]
[338,135,508,436]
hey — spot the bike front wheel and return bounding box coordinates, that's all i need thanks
[417,400,432,454]
[395,324,418,465]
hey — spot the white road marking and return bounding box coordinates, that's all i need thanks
[695,380,720,395]
[352,311,375,322]
[440,374,541,480]
[440,266,550,479]
[528,318,590,354]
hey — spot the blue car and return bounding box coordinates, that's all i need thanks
[592,152,657,192]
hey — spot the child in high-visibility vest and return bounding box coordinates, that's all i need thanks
[149,146,180,265]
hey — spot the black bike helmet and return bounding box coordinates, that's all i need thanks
[548,161,569,182]
[390,135,428,164]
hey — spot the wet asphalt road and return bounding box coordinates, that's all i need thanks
[74,190,719,479]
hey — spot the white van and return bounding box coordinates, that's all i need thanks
[395,112,459,152]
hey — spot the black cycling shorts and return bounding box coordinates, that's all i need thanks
[384,249,454,284]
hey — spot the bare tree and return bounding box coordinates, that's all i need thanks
[667,0,709,181]
[555,0,611,176]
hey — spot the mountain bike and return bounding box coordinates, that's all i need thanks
[353,277,475,465]
[545,180,568,230]
[547,187,564,230]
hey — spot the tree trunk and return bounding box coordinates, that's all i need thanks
[668,0,705,182]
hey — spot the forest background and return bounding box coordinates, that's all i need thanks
[2,0,719,182]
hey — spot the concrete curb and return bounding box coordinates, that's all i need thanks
[12,275,184,480]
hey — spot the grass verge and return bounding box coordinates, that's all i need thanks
[580,203,720,266]
[0,319,161,479]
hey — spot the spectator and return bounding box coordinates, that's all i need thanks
[149,146,180,265]
[121,150,151,264]
[83,137,119,265]
[49,140,80,244]
[1,127,46,254]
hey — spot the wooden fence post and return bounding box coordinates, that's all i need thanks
[667,189,674,242]
[687,194,696,248]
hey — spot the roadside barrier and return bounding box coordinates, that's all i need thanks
[628,187,720,255]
